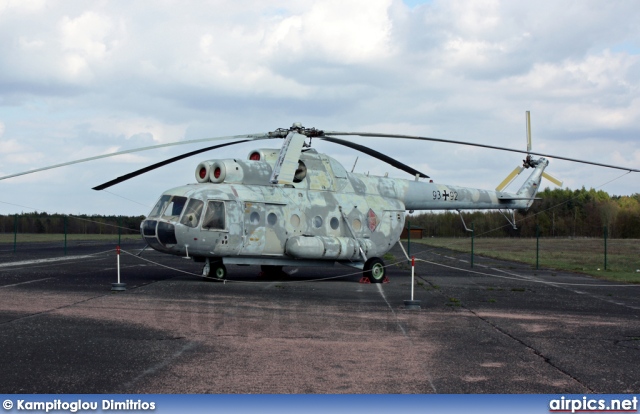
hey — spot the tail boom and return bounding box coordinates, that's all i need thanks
[396,158,548,211]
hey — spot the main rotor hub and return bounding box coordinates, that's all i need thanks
[268,123,324,138]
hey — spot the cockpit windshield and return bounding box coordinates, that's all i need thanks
[148,195,171,218]
[162,196,187,221]
[148,195,188,221]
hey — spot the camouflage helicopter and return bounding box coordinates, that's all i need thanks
[3,116,638,282]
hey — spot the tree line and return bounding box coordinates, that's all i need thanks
[0,213,145,235]
[408,187,640,238]
[2,187,639,238]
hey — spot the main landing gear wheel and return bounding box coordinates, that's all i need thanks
[364,257,386,283]
[203,259,227,281]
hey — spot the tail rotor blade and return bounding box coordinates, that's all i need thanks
[542,171,563,187]
[496,166,524,191]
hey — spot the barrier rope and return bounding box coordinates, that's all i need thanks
[397,240,640,288]
[119,248,368,284]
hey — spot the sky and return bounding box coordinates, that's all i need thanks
[0,0,639,216]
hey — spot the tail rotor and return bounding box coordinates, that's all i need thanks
[496,111,564,192]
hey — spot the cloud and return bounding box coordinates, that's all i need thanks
[0,0,639,215]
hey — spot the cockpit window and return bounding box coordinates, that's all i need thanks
[179,199,204,228]
[148,195,171,218]
[160,196,187,222]
[202,200,226,230]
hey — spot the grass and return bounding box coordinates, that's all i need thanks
[408,237,640,284]
[0,233,141,243]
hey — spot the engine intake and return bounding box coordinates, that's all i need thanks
[194,159,273,185]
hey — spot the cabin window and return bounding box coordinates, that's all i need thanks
[313,216,323,228]
[290,214,301,228]
[330,217,340,230]
[267,212,277,226]
[202,201,226,230]
[180,199,204,228]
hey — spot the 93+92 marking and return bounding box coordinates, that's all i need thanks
[433,190,458,201]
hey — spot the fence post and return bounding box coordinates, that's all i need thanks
[13,214,18,253]
[470,222,474,268]
[604,225,608,271]
[536,224,539,270]
[64,215,68,256]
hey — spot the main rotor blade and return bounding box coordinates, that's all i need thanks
[92,139,263,190]
[324,131,640,173]
[0,132,270,182]
[321,136,429,178]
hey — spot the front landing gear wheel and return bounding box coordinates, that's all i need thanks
[364,257,386,283]
[203,259,227,281]
[212,263,227,280]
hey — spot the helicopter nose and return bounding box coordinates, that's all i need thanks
[157,221,177,245]
[141,219,177,251]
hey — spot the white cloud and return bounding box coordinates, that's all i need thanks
[86,117,189,145]
[0,0,47,14]
[0,0,639,214]
[263,0,394,63]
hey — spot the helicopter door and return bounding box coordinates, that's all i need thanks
[242,202,265,255]
[263,204,285,255]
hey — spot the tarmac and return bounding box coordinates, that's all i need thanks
[0,239,639,393]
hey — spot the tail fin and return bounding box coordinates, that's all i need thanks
[515,157,549,210]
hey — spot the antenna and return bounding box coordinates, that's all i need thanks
[351,156,359,173]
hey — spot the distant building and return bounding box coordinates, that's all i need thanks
[400,226,424,239]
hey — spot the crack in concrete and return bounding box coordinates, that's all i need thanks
[417,274,594,393]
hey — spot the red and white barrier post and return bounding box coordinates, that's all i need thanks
[411,256,415,300]
[404,255,421,310]
[111,245,127,291]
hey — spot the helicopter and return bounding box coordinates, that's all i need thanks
[3,115,638,282]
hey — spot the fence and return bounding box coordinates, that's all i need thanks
[0,214,144,255]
